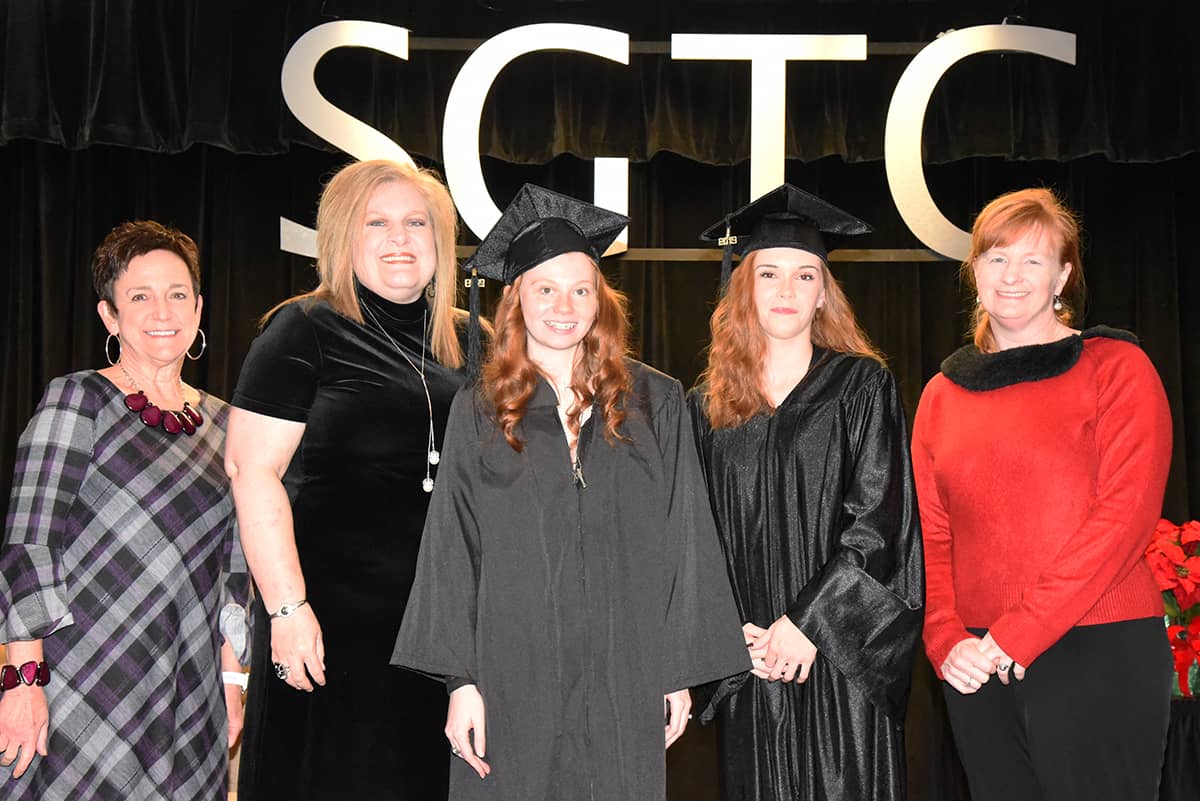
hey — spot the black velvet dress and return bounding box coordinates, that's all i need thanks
[233,285,466,801]
[688,349,925,801]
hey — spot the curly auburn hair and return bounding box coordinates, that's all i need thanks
[700,250,885,429]
[483,263,632,452]
[963,187,1085,353]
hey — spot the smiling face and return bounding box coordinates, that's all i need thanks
[973,226,1071,341]
[751,247,827,344]
[517,251,600,366]
[97,249,202,368]
[353,180,437,303]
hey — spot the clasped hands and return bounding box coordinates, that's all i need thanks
[743,618,817,683]
[941,632,1026,695]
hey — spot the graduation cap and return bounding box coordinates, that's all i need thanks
[461,184,629,378]
[700,184,873,289]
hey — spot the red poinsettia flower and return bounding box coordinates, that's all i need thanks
[1147,540,1189,591]
[1157,519,1182,536]
[1177,555,1200,590]
[1167,619,1200,697]
[1182,521,1200,547]
[1176,580,1200,612]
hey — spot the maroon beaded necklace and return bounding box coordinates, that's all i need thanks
[119,364,204,436]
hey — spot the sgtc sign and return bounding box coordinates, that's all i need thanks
[279,22,1075,262]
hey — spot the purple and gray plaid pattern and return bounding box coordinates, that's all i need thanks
[1,371,250,800]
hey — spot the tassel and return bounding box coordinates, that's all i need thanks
[717,218,737,294]
[466,268,483,381]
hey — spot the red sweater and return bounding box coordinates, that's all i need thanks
[912,330,1172,675]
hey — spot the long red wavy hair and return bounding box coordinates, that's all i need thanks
[700,250,885,429]
[483,262,632,451]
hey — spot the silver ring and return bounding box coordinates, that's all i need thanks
[451,746,461,756]
[273,662,290,680]
[998,662,1011,672]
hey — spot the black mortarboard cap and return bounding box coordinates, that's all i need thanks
[700,184,872,289]
[461,184,629,378]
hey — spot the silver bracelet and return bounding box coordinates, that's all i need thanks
[269,599,308,619]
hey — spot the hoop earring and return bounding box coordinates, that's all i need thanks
[186,329,207,361]
[105,334,121,366]
[425,279,436,300]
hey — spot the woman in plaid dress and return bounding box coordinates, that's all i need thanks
[0,221,250,800]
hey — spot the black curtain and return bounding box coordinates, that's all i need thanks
[3,1,1200,162]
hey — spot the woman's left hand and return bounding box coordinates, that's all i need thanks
[752,615,818,683]
[978,632,1027,685]
[0,686,49,778]
[224,683,245,749]
[663,689,691,748]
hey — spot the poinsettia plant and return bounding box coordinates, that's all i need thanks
[1146,518,1200,698]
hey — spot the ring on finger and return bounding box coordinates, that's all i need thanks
[998,662,1011,672]
[451,746,461,756]
[273,662,290,680]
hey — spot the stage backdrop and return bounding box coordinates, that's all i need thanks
[1,2,1198,800]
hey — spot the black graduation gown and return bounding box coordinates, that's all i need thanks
[687,349,924,801]
[392,360,749,801]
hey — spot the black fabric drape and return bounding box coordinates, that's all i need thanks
[3,1,1199,163]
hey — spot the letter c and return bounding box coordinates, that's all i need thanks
[884,25,1076,260]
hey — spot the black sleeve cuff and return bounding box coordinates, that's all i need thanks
[445,676,475,695]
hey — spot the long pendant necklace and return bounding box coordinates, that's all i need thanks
[118,364,204,436]
[361,301,439,493]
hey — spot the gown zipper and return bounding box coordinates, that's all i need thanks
[571,416,595,801]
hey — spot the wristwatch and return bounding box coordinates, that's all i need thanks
[269,599,309,619]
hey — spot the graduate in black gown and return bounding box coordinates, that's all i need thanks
[392,185,748,801]
[687,186,925,801]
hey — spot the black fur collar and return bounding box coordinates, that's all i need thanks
[941,326,1139,391]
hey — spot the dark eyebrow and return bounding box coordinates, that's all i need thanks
[125,283,190,293]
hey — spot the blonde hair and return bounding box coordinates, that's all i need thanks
[265,159,463,368]
[963,187,1085,354]
[701,250,884,429]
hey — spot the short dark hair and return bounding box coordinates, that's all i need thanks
[92,220,201,307]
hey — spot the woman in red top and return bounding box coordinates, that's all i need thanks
[912,188,1173,801]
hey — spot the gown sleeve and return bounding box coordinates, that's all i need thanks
[785,368,925,719]
[655,381,750,694]
[391,386,485,682]
[0,376,98,642]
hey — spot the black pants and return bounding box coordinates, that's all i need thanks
[942,618,1172,801]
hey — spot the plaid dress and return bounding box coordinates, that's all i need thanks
[0,370,250,801]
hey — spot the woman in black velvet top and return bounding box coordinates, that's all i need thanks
[226,160,468,801]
